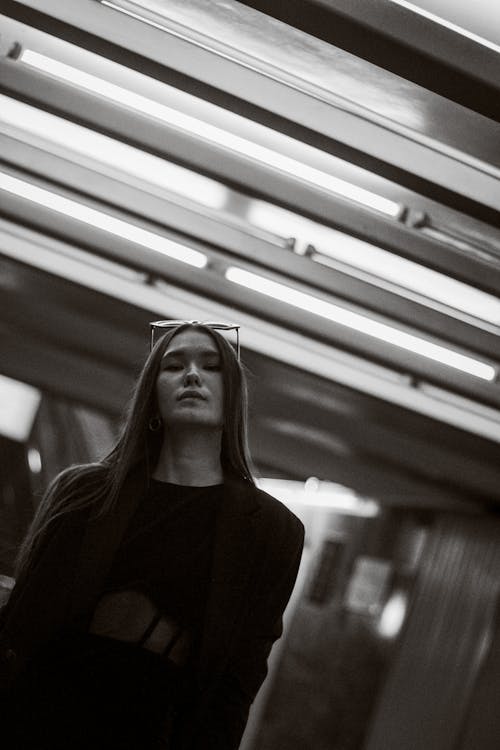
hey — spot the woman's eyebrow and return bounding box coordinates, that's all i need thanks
[162,347,220,358]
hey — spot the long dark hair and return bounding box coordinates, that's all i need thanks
[15,323,254,577]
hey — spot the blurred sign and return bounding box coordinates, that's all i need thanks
[344,556,392,615]
[307,539,345,605]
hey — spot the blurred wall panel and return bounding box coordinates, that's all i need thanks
[27,394,117,512]
[457,596,500,750]
[0,436,32,577]
[365,514,500,750]
[0,389,117,577]
[249,508,428,750]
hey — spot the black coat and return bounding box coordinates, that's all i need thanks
[0,469,304,749]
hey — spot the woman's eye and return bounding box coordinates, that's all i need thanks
[205,363,221,371]
[163,363,183,371]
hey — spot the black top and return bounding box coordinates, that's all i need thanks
[100,479,222,654]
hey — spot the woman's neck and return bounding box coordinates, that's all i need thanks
[152,429,223,486]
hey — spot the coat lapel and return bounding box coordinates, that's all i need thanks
[70,464,148,621]
[197,477,262,687]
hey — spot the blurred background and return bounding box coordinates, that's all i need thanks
[1,1,500,748]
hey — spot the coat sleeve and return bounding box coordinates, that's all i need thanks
[187,519,304,750]
[0,505,88,690]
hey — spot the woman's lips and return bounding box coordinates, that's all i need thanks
[179,390,205,400]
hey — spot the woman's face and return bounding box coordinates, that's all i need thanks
[156,328,224,430]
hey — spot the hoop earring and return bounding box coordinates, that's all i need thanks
[148,416,163,432]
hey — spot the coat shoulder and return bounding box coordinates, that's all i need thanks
[249,484,305,547]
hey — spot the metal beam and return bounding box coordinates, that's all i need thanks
[3,249,500,505]
[1,59,500,295]
[2,186,500,406]
[2,213,500,428]
[238,0,500,122]
[2,134,500,363]
[3,2,500,216]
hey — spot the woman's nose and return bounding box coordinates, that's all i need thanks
[184,365,202,385]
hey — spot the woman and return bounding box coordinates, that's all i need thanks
[0,321,304,749]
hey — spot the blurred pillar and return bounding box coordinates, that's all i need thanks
[456,594,500,750]
[365,514,500,750]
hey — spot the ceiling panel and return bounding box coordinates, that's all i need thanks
[2,0,500,512]
[3,1,500,221]
[1,253,498,509]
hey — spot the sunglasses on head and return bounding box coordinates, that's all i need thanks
[149,320,241,360]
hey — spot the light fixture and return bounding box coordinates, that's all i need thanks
[389,1,500,55]
[0,172,207,268]
[257,478,380,517]
[420,224,500,264]
[225,266,497,380]
[27,447,42,474]
[248,201,500,327]
[377,590,408,638]
[18,49,401,217]
[0,375,41,442]
[0,94,228,212]
[3,216,500,441]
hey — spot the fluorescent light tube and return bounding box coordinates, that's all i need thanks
[0,172,207,268]
[225,266,496,380]
[18,50,400,217]
[3,216,500,441]
[0,95,228,211]
[389,1,500,55]
[248,201,500,326]
[420,224,500,261]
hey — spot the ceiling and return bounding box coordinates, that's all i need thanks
[2,0,500,511]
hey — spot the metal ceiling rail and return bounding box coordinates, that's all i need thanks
[1,11,498,251]
[237,0,500,121]
[1,174,500,409]
[2,217,500,443]
[5,245,500,507]
[2,133,500,363]
[3,0,500,212]
[1,58,500,296]
[0,308,486,509]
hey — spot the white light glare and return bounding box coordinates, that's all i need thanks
[27,447,42,474]
[258,478,379,517]
[0,173,207,268]
[0,375,41,442]
[19,50,400,217]
[389,1,500,55]
[225,267,496,380]
[248,201,500,326]
[0,95,228,211]
[377,590,408,639]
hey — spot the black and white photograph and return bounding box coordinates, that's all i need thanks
[1,2,500,748]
